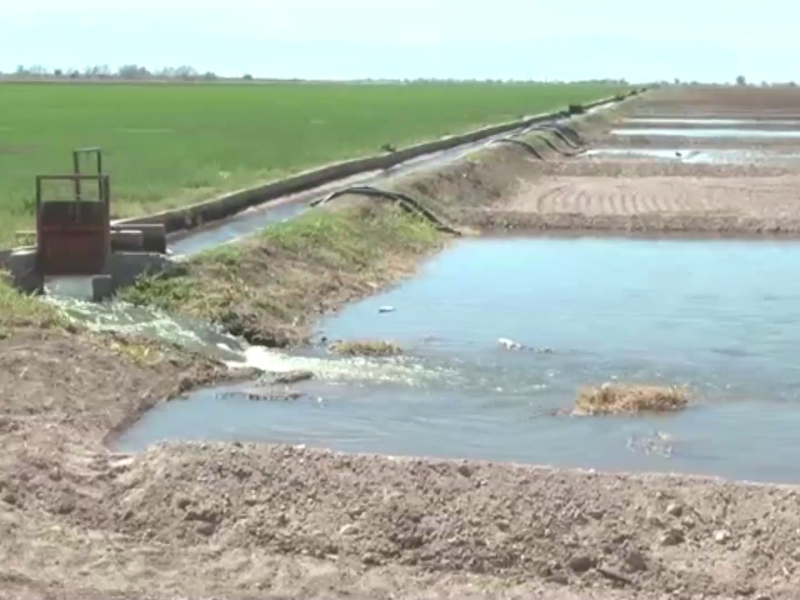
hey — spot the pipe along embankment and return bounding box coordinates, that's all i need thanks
[108,109,609,349]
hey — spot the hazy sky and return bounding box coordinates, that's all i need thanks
[2,0,798,82]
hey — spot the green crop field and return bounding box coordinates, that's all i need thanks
[0,81,626,245]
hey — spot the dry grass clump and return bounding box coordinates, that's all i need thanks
[329,340,403,357]
[574,382,689,416]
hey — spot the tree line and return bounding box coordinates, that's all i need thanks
[2,66,633,85]
[3,64,234,81]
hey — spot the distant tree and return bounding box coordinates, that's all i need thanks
[673,78,681,85]
[736,74,747,86]
[28,65,48,77]
[790,81,798,88]
[15,65,28,76]
[202,71,218,81]
[155,66,175,79]
[83,64,111,78]
[242,73,254,81]
[68,69,80,79]
[118,64,151,79]
[174,65,198,79]
[54,68,63,77]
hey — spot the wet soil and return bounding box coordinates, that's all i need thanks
[7,86,800,599]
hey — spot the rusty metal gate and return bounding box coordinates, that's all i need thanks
[35,147,111,276]
[35,173,111,276]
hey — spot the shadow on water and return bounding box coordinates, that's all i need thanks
[115,237,800,484]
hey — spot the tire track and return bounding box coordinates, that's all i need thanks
[512,177,800,221]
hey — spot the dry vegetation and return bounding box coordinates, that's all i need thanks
[573,383,689,416]
[329,339,404,357]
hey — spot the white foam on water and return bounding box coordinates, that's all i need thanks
[43,276,95,302]
[228,345,458,387]
[45,296,246,360]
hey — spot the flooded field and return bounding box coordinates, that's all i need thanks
[118,236,800,484]
[611,127,800,138]
[585,147,800,163]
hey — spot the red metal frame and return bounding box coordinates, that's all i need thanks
[35,174,111,276]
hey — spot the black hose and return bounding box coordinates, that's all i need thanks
[531,124,584,149]
[521,132,584,158]
[311,185,461,235]
[488,138,545,160]
[546,123,586,147]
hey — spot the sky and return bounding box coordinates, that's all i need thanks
[2,0,799,83]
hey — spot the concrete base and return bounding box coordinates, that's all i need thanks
[107,251,178,289]
[110,230,144,253]
[43,275,114,302]
[4,249,178,299]
[6,248,41,294]
[110,224,167,254]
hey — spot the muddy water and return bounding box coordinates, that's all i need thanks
[118,237,800,484]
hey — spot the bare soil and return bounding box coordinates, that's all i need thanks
[6,87,800,600]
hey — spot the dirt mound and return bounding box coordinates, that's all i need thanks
[96,443,800,599]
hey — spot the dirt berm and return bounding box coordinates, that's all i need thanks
[3,91,800,599]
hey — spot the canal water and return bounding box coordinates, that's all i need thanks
[116,237,800,484]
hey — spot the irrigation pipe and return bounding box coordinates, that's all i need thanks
[311,185,462,235]
[488,138,545,160]
[521,133,584,158]
[532,124,583,149]
[544,123,586,147]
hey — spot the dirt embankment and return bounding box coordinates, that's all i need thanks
[120,202,445,347]
[7,88,800,599]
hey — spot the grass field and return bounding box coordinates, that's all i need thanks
[0,82,627,245]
